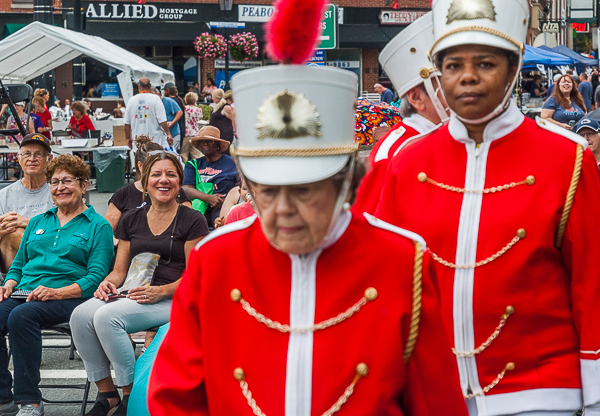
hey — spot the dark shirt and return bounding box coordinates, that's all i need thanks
[579,81,593,112]
[542,96,585,126]
[171,95,186,142]
[529,82,545,98]
[108,182,190,214]
[381,89,394,104]
[209,105,234,143]
[183,155,238,196]
[115,205,208,287]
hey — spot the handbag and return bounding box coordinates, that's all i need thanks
[186,159,214,214]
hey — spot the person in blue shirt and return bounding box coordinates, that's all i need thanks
[541,74,585,130]
[153,88,182,151]
[182,126,238,228]
[578,72,594,112]
[0,154,113,415]
[374,83,395,104]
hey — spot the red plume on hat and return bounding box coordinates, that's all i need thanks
[265,0,326,64]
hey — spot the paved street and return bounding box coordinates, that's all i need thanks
[27,330,146,416]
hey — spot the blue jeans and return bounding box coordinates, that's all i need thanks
[0,298,85,405]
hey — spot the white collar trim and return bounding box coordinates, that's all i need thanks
[402,113,438,134]
[448,102,525,145]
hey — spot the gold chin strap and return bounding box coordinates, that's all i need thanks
[429,26,524,57]
[555,144,584,250]
[232,143,359,158]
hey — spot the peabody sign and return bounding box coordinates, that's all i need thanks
[379,10,427,25]
[85,2,200,20]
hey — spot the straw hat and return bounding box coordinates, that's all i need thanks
[190,126,230,153]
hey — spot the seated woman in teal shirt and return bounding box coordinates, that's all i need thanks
[0,154,113,416]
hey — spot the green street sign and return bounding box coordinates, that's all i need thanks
[317,4,337,50]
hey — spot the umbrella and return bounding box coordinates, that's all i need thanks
[355,98,402,145]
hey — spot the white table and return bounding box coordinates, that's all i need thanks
[52,118,125,137]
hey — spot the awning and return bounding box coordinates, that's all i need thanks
[523,45,574,67]
[0,21,175,103]
[4,24,27,37]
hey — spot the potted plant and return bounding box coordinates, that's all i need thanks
[194,32,227,59]
[228,32,259,61]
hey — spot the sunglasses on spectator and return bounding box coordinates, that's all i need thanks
[49,177,80,187]
[20,151,47,160]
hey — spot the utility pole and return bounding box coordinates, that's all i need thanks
[72,0,83,100]
[33,0,54,96]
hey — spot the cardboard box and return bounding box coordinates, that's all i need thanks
[113,125,127,146]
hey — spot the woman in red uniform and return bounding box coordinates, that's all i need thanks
[376,0,600,414]
[147,2,468,413]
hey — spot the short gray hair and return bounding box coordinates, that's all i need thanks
[399,84,426,118]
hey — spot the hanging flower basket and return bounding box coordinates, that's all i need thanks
[228,32,259,61]
[194,33,227,59]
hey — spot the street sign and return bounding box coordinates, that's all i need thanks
[209,21,246,28]
[305,49,325,67]
[317,4,337,50]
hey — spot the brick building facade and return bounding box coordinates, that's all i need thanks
[0,0,431,101]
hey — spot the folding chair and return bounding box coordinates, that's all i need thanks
[0,80,34,144]
[37,323,92,416]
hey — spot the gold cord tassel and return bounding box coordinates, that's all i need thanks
[555,144,584,250]
[403,241,423,363]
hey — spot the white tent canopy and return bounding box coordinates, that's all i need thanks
[0,21,174,103]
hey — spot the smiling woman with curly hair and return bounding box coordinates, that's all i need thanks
[0,154,113,415]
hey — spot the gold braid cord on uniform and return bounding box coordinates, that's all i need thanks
[430,228,526,269]
[229,287,378,333]
[417,172,536,194]
[464,362,516,399]
[232,143,359,158]
[233,364,369,416]
[555,144,584,250]
[403,241,423,364]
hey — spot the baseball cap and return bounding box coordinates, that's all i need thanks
[20,133,52,153]
[575,118,600,134]
[163,82,175,89]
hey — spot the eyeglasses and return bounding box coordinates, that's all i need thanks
[49,177,80,187]
[20,151,47,160]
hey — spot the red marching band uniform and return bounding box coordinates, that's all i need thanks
[148,1,468,413]
[147,213,468,415]
[353,12,449,216]
[376,0,600,414]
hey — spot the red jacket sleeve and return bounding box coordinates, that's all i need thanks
[401,251,469,415]
[374,157,401,226]
[147,248,208,416]
[560,148,600,408]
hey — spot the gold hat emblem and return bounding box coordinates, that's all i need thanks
[447,0,496,24]
[256,90,322,140]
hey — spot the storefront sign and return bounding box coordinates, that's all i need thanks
[379,10,427,25]
[541,21,560,33]
[214,59,262,69]
[305,50,325,67]
[84,2,200,21]
[325,60,360,69]
[238,4,343,24]
[238,5,274,22]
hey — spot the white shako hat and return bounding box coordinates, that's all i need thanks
[230,65,359,186]
[380,12,437,99]
[379,12,448,122]
[430,0,529,124]
[430,0,528,57]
